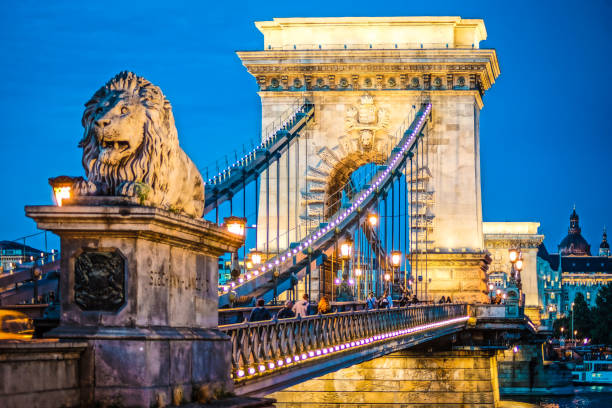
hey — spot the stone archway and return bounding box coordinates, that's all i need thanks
[302,95,392,222]
[323,151,386,218]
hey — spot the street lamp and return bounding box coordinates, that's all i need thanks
[367,212,378,227]
[249,250,263,267]
[507,248,523,304]
[391,251,402,268]
[340,239,353,259]
[225,216,247,283]
[488,283,495,303]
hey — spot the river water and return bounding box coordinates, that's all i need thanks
[507,386,612,407]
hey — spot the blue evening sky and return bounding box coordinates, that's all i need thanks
[1,0,610,253]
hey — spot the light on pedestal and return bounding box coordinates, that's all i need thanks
[49,177,73,207]
[225,216,247,237]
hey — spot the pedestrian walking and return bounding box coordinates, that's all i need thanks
[366,292,377,310]
[317,295,331,314]
[276,301,295,319]
[249,298,272,322]
[292,293,309,317]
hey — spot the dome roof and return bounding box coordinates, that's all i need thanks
[558,208,591,256]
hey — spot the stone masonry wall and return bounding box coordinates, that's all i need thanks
[0,341,88,408]
[268,349,500,407]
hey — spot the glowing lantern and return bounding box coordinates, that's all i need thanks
[225,216,247,236]
[391,251,402,268]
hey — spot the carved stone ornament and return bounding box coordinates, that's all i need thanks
[62,71,205,218]
[344,95,390,151]
[74,249,125,311]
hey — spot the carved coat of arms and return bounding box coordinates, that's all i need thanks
[74,250,125,311]
[344,95,390,151]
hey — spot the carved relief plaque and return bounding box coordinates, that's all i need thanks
[74,249,125,311]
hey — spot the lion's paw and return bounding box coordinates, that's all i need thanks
[72,178,97,196]
[117,181,151,204]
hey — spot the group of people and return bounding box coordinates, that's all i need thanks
[247,290,452,322]
[248,293,334,322]
[365,290,423,309]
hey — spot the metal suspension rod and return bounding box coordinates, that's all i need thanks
[243,173,246,261]
[266,158,270,258]
[295,134,299,242]
[391,176,395,252]
[424,129,429,301]
[415,137,420,298]
[404,163,408,291]
[255,175,259,250]
[276,156,280,254]
[287,137,291,251]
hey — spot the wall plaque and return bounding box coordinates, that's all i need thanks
[74,249,125,311]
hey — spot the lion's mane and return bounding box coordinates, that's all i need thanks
[75,71,204,217]
[79,71,175,197]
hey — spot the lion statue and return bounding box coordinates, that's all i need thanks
[70,71,204,218]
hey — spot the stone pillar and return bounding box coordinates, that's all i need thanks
[268,349,500,407]
[497,344,573,396]
[415,251,489,303]
[26,198,244,407]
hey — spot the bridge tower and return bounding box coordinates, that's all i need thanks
[238,17,500,302]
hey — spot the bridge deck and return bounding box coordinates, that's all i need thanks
[220,303,468,396]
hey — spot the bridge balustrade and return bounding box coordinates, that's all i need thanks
[220,303,467,381]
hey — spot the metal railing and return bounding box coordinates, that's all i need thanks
[220,303,467,380]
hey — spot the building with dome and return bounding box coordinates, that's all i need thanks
[538,208,612,324]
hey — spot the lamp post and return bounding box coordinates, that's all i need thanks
[571,302,575,345]
[225,216,247,282]
[355,268,362,300]
[249,250,263,267]
[367,212,378,227]
[508,248,524,305]
[488,283,495,304]
[273,269,280,305]
[340,238,353,279]
[390,250,401,297]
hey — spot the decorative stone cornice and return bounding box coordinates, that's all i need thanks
[484,234,544,249]
[410,251,490,267]
[237,49,500,93]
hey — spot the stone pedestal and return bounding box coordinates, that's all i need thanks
[26,198,244,407]
[411,251,489,303]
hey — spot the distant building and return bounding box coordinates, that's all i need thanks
[483,222,544,323]
[0,241,45,272]
[537,209,612,322]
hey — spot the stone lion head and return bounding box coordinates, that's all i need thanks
[79,71,176,195]
[73,71,204,217]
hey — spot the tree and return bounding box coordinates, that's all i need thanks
[591,283,612,345]
[571,292,592,339]
[553,316,570,338]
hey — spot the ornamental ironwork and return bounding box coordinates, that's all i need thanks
[220,303,467,380]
